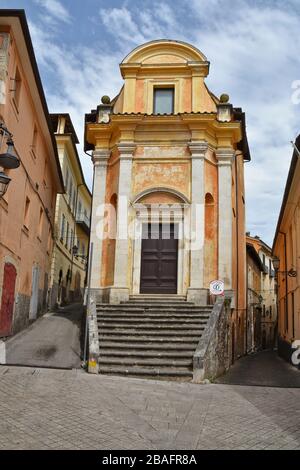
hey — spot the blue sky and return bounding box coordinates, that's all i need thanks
[2,0,300,245]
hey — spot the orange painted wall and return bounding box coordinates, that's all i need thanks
[0,28,60,333]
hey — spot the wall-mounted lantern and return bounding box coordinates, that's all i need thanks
[0,123,20,198]
[273,256,297,277]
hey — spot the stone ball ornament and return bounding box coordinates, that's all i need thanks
[220,93,230,103]
[101,95,111,105]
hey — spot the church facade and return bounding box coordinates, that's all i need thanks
[85,40,250,357]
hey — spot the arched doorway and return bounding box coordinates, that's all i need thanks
[132,188,189,295]
[0,263,17,337]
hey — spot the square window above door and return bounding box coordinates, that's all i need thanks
[153,88,174,114]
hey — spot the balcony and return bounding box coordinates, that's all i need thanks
[76,212,90,235]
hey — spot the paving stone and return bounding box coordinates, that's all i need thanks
[0,365,299,449]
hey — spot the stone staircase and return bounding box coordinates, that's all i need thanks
[95,295,212,380]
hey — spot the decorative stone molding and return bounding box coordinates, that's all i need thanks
[189,141,208,158]
[132,186,190,205]
[215,147,235,166]
[117,142,136,160]
[92,149,110,166]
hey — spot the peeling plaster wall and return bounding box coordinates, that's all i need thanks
[204,157,218,286]
[101,155,120,287]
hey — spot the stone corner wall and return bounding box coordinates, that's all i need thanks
[87,296,100,374]
[193,297,231,382]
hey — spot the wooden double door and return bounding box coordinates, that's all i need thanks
[140,223,178,294]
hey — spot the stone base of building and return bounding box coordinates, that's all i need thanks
[187,288,209,305]
[278,336,294,364]
[88,287,130,304]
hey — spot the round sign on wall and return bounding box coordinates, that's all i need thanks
[209,280,225,296]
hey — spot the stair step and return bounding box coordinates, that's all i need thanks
[99,365,193,378]
[97,312,209,322]
[99,335,200,343]
[98,318,208,325]
[99,357,192,367]
[99,329,204,336]
[99,342,197,350]
[97,322,206,330]
[96,307,209,313]
[128,295,186,300]
[99,349,194,358]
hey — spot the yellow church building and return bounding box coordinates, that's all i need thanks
[85,40,251,377]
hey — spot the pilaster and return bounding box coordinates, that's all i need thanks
[216,147,235,289]
[187,141,208,305]
[89,149,110,290]
[110,142,135,303]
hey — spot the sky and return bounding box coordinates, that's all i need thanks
[2,0,300,245]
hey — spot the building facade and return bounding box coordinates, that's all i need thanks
[48,114,91,309]
[247,234,277,351]
[273,136,300,365]
[246,241,263,353]
[85,40,250,361]
[0,11,63,336]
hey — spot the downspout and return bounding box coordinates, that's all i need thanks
[235,152,239,354]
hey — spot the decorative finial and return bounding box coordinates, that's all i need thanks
[101,95,111,105]
[220,93,230,103]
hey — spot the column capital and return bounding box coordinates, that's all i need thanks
[189,141,209,159]
[117,142,136,159]
[215,147,235,166]
[92,149,110,166]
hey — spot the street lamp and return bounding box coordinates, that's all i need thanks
[0,124,20,198]
[273,256,297,277]
[0,172,11,198]
[0,138,20,169]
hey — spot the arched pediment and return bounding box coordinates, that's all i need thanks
[132,187,190,205]
[122,40,207,65]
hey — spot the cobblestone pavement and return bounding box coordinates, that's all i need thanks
[3,304,83,369]
[215,350,300,387]
[0,366,300,450]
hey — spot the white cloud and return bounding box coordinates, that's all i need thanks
[27,0,300,244]
[33,0,71,23]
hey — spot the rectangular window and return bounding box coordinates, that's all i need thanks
[66,222,69,248]
[153,87,174,114]
[65,168,69,192]
[13,66,22,109]
[47,227,52,253]
[60,214,65,241]
[73,190,76,213]
[38,208,43,239]
[70,229,74,251]
[77,200,82,219]
[69,183,73,207]
[24,197,30,228]
[31,125,38,157]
